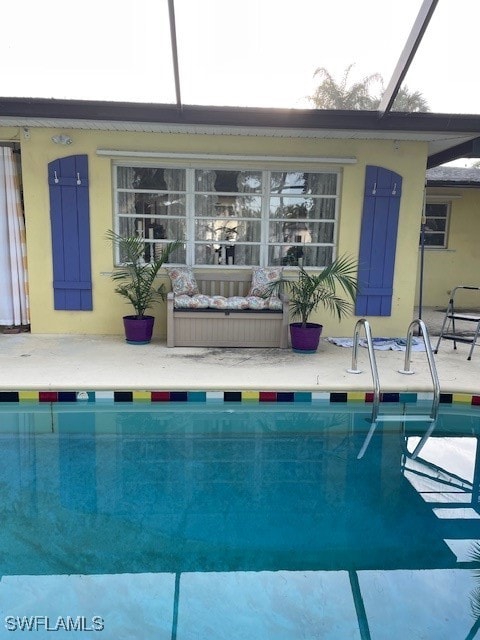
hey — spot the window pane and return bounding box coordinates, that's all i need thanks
[309,198,336,220]
[140,241,186,264]
[117,167,185,191]
[269,197,335,220]
[195,219,261,243]
[270,172,337,195]
[426,203,448,218]
[424,233,445,247]
[118,218,186,242]
[268,245,333,267]
[118,193,186,217]
[195,243,260,266]
[195,169,262,193]
[115,234,185,264]
[425,217,446,233]
[269,221,334,244]
[167,243,186,264]
[236,171,263,193]
[195,195,262,218]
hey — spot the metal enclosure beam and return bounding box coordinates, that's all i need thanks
[168,0,182,109]
[378,0,439,117]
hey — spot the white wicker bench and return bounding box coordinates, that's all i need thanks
[167,271,289,348]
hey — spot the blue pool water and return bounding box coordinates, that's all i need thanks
[0,401,480,639]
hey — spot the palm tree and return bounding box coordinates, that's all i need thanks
[308,64,429,112]
[390,85,430,112]
[309,64,381,110]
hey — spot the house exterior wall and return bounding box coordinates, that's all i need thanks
[416,186,480,309]
[6,126,428,339]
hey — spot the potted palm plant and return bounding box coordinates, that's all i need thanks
[107,230,180,344]
[272,255,358,353]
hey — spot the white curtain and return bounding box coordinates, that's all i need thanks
[0,147,30,326]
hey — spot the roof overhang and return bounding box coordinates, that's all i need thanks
[426,137,480,168]
[1,97,480,167]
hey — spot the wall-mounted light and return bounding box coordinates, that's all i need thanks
[52,134,73,145]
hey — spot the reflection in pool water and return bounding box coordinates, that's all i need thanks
[0,402,480,639]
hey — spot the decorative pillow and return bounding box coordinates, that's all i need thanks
[248,266,283,297]
[209,296,228,310]
[225,296,250,310]
[174,294,210,309]
[246,296,269,310]
[167,267,199,296]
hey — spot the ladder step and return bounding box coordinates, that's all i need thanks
[441,334,477,344]
[377,414,435,422]
[447,314,480,322]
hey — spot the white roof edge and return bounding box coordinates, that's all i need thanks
[0,115,477,144]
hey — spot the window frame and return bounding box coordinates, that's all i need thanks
[113,161,341,269]
[422,200,451,249]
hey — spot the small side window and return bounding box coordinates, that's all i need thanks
[422,202,449,248]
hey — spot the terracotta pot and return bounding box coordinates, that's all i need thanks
[123,315,155,344]
[289,322,323,353]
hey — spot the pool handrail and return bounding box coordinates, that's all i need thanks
[347,318,381,423]
[348,318,440,460]
[398,318,440,422]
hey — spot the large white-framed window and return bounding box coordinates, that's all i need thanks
[423,201,450,248]
[114,164,340,267]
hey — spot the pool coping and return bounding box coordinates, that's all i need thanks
[1,389,480,406]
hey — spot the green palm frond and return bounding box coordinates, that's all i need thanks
[269,255,358,327]
[107,230,180,319]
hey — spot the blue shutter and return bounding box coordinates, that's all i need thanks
[355,166,402,316]
[48,154,93,310]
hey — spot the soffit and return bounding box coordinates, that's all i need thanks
[1,115,478,157]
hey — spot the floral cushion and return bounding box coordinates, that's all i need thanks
[225,296,250,310]
[174,294,210,309]
[173,293,283,312]
[209,296,228,310]
[246,296,269,310]
[248,266,283,297]
[268,296,283,311]
[167,267,199,296]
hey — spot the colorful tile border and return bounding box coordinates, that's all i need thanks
[0,390,480,406]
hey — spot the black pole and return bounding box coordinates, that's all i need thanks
[418,187,427,321]
[419,219,426,321]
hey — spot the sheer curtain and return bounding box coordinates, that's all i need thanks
[0,147,30,327]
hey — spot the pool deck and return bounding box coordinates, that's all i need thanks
[1,323,479,395]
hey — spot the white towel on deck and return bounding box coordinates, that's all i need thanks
[327,337,426,351]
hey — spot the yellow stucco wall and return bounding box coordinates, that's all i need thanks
[415,186,480,309]
[6,126,428,339]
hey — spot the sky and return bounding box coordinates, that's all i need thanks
[2,0,479,115]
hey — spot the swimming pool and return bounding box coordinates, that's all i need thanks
[0,400,480,639]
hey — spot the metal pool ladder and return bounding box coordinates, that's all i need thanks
[347,319,440,459]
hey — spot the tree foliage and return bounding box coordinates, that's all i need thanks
[309,64,429,112]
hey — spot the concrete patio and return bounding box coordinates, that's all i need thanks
[0,307,479,395]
